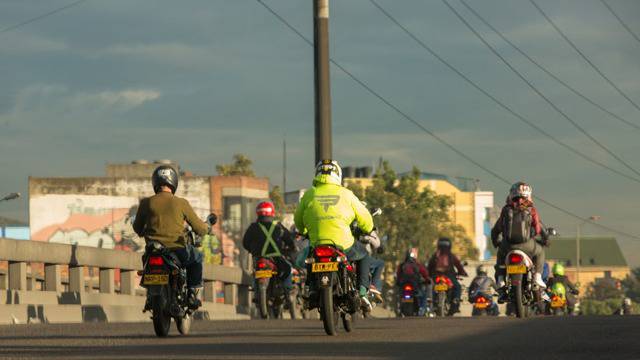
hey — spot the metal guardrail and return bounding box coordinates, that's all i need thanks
[0,237,251,311]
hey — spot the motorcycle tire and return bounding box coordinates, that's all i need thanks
[258,283,269,319]
[288,292,297,320]
[400,302,415,317]
[175,313,191,335]
[436,293,446,317]
[151,295,171,337]
[321,287,337,336]
[513,278,526,318]
[342,313,353,332]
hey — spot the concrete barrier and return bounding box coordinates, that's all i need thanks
[0,237,252,324]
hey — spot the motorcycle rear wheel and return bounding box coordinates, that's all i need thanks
[436,292,446,317]
[258,283,269,319]
[151,296,171,337]
[175,313,191,335]
[342,313,354,332]
[513,281,526,318]
[321,287,337,336]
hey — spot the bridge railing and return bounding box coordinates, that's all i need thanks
[0,237,251,314]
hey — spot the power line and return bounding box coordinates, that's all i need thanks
[598,0,640,46]
[442,0,640,178]
[528,0,640,114]
[459,0,640,131]
[0,0,88,35]
[254,0,640,242]
[367,0,640,185]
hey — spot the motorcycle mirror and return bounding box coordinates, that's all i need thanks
[371,208,382,217]
[462,261,469,266]
[547,227,558,236]
[207,213,218,225]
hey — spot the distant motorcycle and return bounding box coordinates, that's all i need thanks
[433,275,457,317]
[470,292,498,316]
[398,283,420,317]
[254,257,296,319]
[141,214,217,337]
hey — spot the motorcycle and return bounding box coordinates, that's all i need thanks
[548,284,568,316]
[291,267,309,319]
[141,214,217,337]
[398,283,420,317]
[470,292,498,316]
[305,243,360,336]
[254,257,296,319]
[433,275,456,317]
[502,228,556,318]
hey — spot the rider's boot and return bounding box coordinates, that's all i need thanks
[187,287,202,310]
[534,273,547,289]
[496,275,508,303]
[359,286,373,312]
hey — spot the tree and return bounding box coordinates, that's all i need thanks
[347,161,479,269]
[586,277,624,301]
[216,154,255,176]
[269,186,286,221]
[622,267,640,302]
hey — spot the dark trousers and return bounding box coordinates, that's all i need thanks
[173,245,203,288]
[346,243,373,290]
[496,240,545,279]
[272,256,293,291]
[370,257,385,290]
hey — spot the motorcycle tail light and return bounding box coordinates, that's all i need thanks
[319,257,332,263]
[403,284,414,291]
[314,246,336,258]
[476,297,487,304]
[257,261,267,269]
[149,256,164,266]
[552,295,560,301]
[346,264,354,272]
[508,253,524,264]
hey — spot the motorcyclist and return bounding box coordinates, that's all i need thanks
[613,298,633,315]
[243,201,295,294]
[547,263,579,314]
[491,182,548,302]
[468,265,499,316]
[294,159,378,310]
[427,237,468,314]
[396,248,430,315]
[133,165,211,310]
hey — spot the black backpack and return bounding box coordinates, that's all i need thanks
[504,207,533,244]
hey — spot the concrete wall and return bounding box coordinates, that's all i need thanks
[29,176,210,252]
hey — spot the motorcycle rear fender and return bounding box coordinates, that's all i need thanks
[505,250,534,268]
[146,285,166,297]
[317,272,335,288]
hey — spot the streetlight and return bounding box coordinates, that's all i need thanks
[576,215,600,285]
[0,193,20,202]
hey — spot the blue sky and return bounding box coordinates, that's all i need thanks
[1,0,640,265]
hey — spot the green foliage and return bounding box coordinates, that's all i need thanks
[587,278,624,301]
[269,186,286,221]
[622,267,640,302]
[216,154,255,176]
[581,299,638,315]
[347,160,478,268]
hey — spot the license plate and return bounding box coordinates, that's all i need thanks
[312,262,338,272]
[434,284,448,292]
[143,274,168,285]
[506,264,527,274]
[475,302,489,309]
[255,270,273,279]
[402,298,414,303]
[551,299,565,308]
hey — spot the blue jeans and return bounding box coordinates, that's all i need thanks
[272,256,293,292]
[370,258,385,290]
[346,243,373,290]
[173,245,203,288]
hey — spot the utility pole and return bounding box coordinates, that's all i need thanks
[283,137,287,194]
[314,0,332,164]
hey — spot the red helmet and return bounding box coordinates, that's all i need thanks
[256,201,275,217]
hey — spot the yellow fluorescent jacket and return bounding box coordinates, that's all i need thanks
[294,178,373,250]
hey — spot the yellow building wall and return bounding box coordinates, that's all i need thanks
[344,178,476,241]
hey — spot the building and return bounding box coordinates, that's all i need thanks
[0,217,29,240]
[545,236,630,293]
[29,161,270,269]
[344,170,494,260]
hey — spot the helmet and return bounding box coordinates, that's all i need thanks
[314,159,342,185]
[152,165,179,194]
[256,201,275,218]
[624,298,632,306]
[476,265,487,276]
[509,181,532,201]
[552,263,565,276]
[405,247,418,261]
[437,237,452,250]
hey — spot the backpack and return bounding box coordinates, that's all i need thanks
[505,206,533,244]
[399,261,421,283]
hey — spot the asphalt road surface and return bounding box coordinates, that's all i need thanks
[0,316,638,359]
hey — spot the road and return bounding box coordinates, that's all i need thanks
[0,316,637,359]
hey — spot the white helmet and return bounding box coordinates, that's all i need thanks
[315,159,342,185]
[510,182,532,201]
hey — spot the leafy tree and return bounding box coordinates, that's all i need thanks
[269,186,286,221]
[586,277,624,301]
[216,154,255,176]
[622,267,640,302]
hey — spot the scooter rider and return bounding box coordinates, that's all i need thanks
[294,159,376,309]
[133,165,211,310]
[242,201,295,293]
[468,265,499,315]
[427,237,468,313]
[547,263,579,314]
[397,248,430,315]
[492,182,548,302]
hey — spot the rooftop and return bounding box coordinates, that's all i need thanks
[546,237,628,267]
[0,216,28,227]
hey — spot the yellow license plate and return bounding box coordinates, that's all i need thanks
[312,262,339,272]
[434,284,448,292]
[506,264,527,274]
[551,299,565,308]
[475,303,489,309]
[143,274,168,285]
[402,298,414,303]
[255,270,273,279]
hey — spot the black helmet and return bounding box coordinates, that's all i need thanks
[437,237,451,250]
[152,165,179,194]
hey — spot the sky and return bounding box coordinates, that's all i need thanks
[1,0,640,265]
